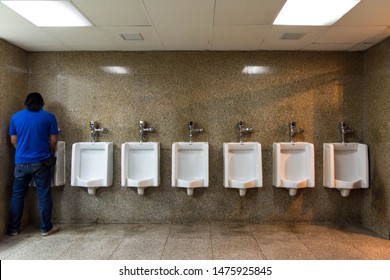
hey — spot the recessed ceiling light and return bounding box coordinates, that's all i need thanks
[273,0,360,26]
[1,1,92,27]
[121,33,144,41]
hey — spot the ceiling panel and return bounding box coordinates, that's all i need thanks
[99,26,162,50]
[143,0,213,50]
[303,43,357,51]
[214,0,286,26]
[0,2,32,26]
[316,26,388,44]
[348,43,376,51]
[42,27,113,49]
[335,0,390,26]
[211,25,270,50]
[260,26,328,50]
[0,25,60,45]
[365,27,390,43]
[73,0,150,26]
[0,0,389,51]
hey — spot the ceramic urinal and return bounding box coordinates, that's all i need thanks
[121,142,160,195]
[223,142,263,196]
[172,142,209,196]
[71,142,113,195]
[30,141,66,187]
[273,142,315,196]
[323,143,369,197]
[52,141,66,186]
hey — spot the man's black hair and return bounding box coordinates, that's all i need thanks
[25,92,44,111]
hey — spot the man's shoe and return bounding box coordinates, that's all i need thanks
[8,231,19,236]
[7,227,23,236]
[41,225,60,236]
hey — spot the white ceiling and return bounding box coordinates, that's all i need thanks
[0,0,389,52]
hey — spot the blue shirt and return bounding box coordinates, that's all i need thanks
[9,108,59,164]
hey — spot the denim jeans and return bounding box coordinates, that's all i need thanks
[8,162,53,233]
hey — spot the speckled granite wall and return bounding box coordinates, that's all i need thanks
[0,39,28,235]
[362,37,390,239]
[26,50,366,225]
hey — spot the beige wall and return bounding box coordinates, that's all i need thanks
[0,39,28,235]
[362,38,390,238]
[26,50,366,225]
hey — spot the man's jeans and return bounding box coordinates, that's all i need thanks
[8,162,53,233]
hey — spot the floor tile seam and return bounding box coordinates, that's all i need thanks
[285,224,354,240]
[57,237,124,260]
[54,231,91,260]
[52,241,85,260]
[251,232,268,260]
[250,229,300,238]
[40,239,80,260]
[0,240,28,259]
[293,236,319,260]
[160,224,173,260]
[108,236,127,260]
[1,236,43,260]
[302,239,371,259]
[210,236,257,241]
[166,234,213,240]
[298,237,355,245]
[349,240,376,260]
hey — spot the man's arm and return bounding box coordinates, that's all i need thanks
[10,135,17,148]
[49,134,59,154]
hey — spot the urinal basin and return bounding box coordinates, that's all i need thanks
[172,142,209,190]
[273,142,315,193]
[52,141,66,186]
[223,142,263,190]
[30,141,66,187]
[323,143,369,194]
[121,142,160,190]
[71,142,113,190]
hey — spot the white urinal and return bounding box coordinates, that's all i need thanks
[52,141,66,186]
[323,143,369,197]
[223,142,263,196]
[172,142,209,196]
[273,142,315,196]
[71,142,113,195]
[30,141,66,187]
[121,142,160,195]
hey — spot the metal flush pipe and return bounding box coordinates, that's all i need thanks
[89,121,108,142]
[289,121,304,143]
[340,122,354,143]
[139,120,155,142]
[238,121,253,143]
[188,121,203,143]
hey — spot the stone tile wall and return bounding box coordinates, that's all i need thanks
[362,37,390,238]
[0,39,28,235]
[27,50,365,225]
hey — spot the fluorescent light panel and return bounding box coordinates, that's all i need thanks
[273,0,360,26]
[1,1,92,27]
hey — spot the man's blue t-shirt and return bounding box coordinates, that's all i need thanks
[9,108,59,164]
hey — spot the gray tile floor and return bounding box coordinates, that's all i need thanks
[1,223,389,260]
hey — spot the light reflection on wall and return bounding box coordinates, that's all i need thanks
[99,66,130,74]
[242,66,272,74]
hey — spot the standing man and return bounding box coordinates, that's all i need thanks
[8,92,60,236]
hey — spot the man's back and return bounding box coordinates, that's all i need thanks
[9,108,58,164]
